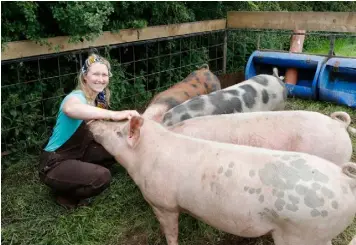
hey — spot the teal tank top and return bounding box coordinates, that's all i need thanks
[44,90,88,152]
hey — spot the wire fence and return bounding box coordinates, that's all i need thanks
[1,30,226,160]
[1,27,355,163]
[226,29,356,73]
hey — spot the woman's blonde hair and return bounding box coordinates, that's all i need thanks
[76,53,112,107]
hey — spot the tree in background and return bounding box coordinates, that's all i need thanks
[2,1,355,44]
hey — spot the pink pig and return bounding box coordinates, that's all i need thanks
[88,116,356,245]
[168,110,356,166]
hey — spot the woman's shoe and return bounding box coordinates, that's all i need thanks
[55,195,78,209]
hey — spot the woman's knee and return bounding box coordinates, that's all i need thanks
[43,160,112,198]
[75,166,112,198]
[92,166,112,189]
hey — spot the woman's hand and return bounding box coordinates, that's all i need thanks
[109,110,140,121]
[124,110,141,119]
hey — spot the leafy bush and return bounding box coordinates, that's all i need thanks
[2,2,355,44]
[1,2,42,43]
[51,2,114,43]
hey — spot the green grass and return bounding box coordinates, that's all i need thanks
[304,37,356,57]
[2,98,356,245]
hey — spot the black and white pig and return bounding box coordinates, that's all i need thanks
[162,68,287,126]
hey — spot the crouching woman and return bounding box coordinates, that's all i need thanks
[39,54,139,209]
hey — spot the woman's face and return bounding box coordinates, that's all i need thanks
[84,63,110,93]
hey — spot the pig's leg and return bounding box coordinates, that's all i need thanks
[152,206,179,245]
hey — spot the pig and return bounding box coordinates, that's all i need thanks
[143,64,221,123]
[168,110,356,166]
[88,116,356,245]
[161,68,287,127]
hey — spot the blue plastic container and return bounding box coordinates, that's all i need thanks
[245,50,327,99]
[318,57,356,108]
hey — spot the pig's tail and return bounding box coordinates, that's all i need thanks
[342,162,356,180]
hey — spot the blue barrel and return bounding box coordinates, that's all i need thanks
[245,50,327,99]
[318,57,356,108]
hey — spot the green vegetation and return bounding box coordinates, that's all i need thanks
[2,2,356,44]
[304,37,356,57]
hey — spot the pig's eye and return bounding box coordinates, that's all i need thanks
[116,131,123,138]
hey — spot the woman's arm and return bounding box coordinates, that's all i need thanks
[62,96,139,121]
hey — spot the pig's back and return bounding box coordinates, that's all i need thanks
[162,75,286,126]
[144,68,221,122]
[169,110,352,164]
[149,68,221,105]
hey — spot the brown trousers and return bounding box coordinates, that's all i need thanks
[39,122,115,200]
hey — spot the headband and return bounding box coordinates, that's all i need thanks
[81,55,106,74]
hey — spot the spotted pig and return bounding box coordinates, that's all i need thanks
[162,68,287,126]
[143,64,221,123]
[169,110,356,166]
[89,116,356,245]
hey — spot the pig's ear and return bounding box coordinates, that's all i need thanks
[127,116,144,148]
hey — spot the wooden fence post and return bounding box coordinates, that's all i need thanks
[285,30,306,85]
[223,30,228,74]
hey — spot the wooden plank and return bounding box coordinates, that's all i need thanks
[1,19,226,61]
[227,11,356,33]
[1,29,138,61]
[138,19,226,41]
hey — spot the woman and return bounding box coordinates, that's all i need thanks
[39,54,140,209]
